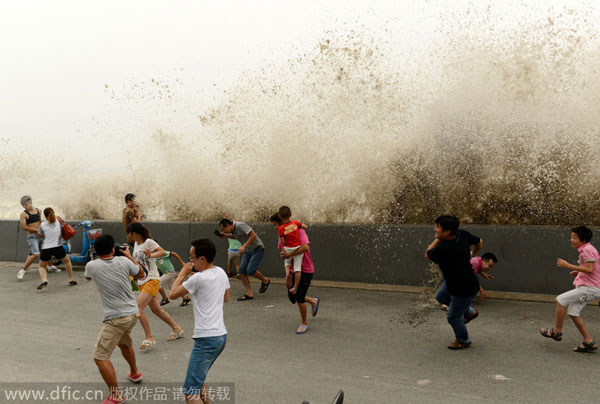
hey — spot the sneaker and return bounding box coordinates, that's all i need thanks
[17,269,26,280]
[128,372,143,383]
[47,265,62,273]
[100,395,125,404]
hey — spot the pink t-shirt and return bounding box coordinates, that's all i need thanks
[573,242,600,288]
[277,228,314,274]
[470,256,483,275]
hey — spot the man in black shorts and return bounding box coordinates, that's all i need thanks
[270,213,320,334]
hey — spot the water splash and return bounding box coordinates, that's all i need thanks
[2,2,600,224]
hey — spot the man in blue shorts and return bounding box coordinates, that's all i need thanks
[219,218,270,301]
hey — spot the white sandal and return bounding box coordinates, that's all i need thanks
[140,339,156,349]
[167,330,184,341]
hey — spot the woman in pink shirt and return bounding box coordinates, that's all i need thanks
[270,213,320,335]
[540,226,600,352]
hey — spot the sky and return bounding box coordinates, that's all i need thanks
[0,1,391,149]
[1,0,588,150]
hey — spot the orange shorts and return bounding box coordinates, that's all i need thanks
[138,279,161,297]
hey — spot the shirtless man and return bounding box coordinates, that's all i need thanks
[17,195,59,280]
[122,194,143,247]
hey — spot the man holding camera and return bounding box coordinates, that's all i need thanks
[84,234,146,404]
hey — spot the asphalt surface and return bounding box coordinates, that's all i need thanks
[1,261,599,404]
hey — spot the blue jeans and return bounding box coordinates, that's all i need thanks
[436,280,477,344]
[238,248,264,276]
[183,335,227,396]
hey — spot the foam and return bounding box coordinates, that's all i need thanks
[2,3,599,224]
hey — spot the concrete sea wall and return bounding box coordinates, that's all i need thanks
[0,220,585,295]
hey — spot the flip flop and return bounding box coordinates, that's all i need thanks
[139,339,156,349]
[312,297,320,317]
[237,294,254,301]
[180,297,191,306]
[37,282,48,290]
[296,325,308,334]
[167,330,184,341]
[160,298,170,306]
[69,280,77,286]
[259,280,271,293]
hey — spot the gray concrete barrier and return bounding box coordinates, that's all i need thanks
[1,219,587,295]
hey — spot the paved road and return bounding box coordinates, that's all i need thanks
[1,262,599,403]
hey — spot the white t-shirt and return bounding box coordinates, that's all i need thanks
[133,238,161,286]
[183,266,230,338]
[38,221,62,249]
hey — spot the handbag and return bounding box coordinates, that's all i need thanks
[57,217,76,240]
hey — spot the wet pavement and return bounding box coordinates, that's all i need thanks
[1,261,598,403]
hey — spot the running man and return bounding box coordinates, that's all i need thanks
[85,234,146,404]
[426,215,482,350]
[170,238,230,404]
[218,218,270,301]
[122,193,143,247]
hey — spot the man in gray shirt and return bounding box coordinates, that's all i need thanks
[84,234,146,404]
[219,218,270,301]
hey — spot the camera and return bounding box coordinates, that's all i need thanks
[114,244,128,256]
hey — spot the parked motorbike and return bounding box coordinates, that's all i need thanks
[52,220,103,266]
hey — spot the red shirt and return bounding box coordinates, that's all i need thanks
[278,220,302,247]
[277,229,314,274]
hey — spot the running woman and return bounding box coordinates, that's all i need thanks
[127,222,184,349]
[36,207,77,289]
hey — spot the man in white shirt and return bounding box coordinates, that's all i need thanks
[170,238,231,404]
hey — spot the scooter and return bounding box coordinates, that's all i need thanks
[53,220,103,266]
